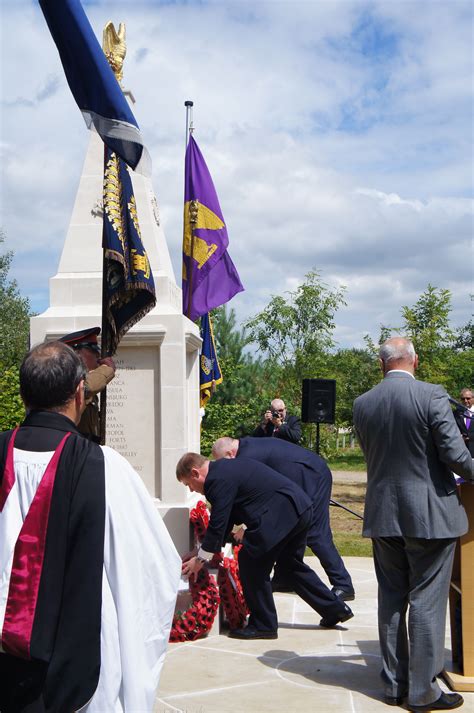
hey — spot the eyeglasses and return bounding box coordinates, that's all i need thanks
[461,396,473,401]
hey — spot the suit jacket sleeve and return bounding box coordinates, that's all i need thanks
[253,422,272,437]
[429,387,474,481]
[275,414,302,444]
[85,365,115,403]
[201,473,240,553]
[352,401,365,452]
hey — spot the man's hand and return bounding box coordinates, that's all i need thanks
[232,526,246,543]
[98,356,116,372]
[263,409,273,424]
[182,546,198,563]
[182,556,204,580]
[272,415,283,427]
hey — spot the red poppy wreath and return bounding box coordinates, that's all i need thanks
[169,501,248,642]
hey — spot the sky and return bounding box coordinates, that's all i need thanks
[1,0,473,350]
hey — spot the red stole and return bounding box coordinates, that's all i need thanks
[0,430,71,659]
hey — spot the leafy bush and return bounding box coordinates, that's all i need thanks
[0,367,25,431]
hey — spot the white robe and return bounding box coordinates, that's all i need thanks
[1,445,181,713]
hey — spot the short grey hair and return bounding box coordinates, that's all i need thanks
[212,437,235,459]
[379,337,416,364]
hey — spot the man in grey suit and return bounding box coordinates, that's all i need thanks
[353,337,473,712]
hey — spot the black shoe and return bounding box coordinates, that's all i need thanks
[384,695,404,706]
[331,586,355,601]
[228,627,278,640]
[408,692,464,711]
[319,605,354,628]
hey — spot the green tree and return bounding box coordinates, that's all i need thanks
[0,368,24,430]
[200,307,276,454]
[243,270,346,451]
[244,270,346,407]
[454,313,473,351]
[0,232,30,429]
[447,311,474,396]
[211,305,265,403]
[328,345,381,427]
[401,285,456,386]
[0,232,31,372]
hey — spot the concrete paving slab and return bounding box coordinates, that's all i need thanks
[156,556,474,713]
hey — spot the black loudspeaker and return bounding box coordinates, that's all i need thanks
[301,379,336,424]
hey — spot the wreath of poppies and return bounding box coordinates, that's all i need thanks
[169,501,248,642]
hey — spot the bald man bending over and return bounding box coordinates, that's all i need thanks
[212,436,354,601]
[177,453,353,640]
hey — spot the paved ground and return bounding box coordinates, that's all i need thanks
[332,469,367,483]
[156,556,473,713]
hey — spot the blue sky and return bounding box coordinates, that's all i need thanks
[1,0,473,348]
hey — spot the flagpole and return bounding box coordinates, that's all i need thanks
[185,99,193,148]
[184,100,196,319]
[99,145,110,446]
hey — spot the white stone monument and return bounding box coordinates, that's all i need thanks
[30,99,200,554]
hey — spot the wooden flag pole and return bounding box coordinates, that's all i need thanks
[99,144,110,445]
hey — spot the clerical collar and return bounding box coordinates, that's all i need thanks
[22,410,80,433]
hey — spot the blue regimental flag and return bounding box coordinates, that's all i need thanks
[39,0,149,172]
[103,148,156,353]
[199,313,223,408]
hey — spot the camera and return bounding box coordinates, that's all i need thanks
[272,411,281,419]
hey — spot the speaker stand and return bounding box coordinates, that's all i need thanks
[315,422,320,455]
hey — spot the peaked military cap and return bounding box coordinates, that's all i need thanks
[59,327,101,354]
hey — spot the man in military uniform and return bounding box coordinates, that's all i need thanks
[60,327,115,442]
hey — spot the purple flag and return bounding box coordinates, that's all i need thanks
[182,135,243,320]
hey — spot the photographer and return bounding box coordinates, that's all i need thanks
[253,398,301,444]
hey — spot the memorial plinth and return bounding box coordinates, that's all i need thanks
[30,125,200,554]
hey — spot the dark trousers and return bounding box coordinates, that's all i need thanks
[238,509,348,631]
[274,473,353,591]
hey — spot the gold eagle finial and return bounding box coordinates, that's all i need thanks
[102,21,126,85]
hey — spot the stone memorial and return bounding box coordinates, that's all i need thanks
[30,48,200,554]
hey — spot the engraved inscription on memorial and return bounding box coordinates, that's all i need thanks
[105,346,159,497]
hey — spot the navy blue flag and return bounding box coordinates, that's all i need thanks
[102,148,156,354]
[39,0,148,172]
[199,313,223,408]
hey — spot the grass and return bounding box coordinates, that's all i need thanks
[329,480,371,557]
[332,532,372,557]
[328,448,367,472]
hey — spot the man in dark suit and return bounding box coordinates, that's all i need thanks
[253,398,302,443]
[353,337,473,712]
[177,453,353,639]
[454,388,474,456]
[212,436,354,600]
